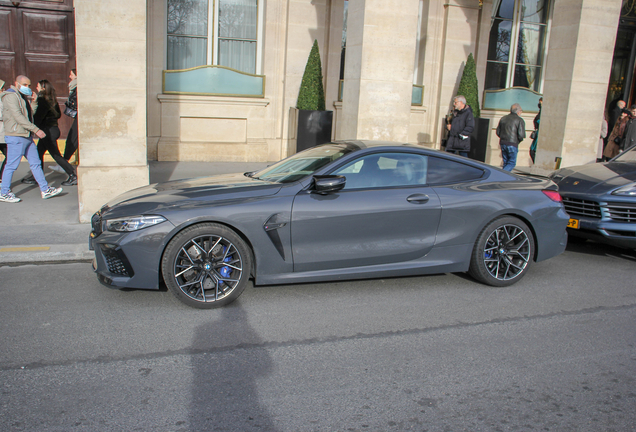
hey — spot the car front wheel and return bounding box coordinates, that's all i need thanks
[162,223,252,309]
[469,216,534,287]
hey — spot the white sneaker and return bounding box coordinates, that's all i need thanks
[41,187,63,199]
[0,191,21,203]
[49,165,65,173]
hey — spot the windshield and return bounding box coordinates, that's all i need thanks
[253,144,356,183]
[614,144,636,162]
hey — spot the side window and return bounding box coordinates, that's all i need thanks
[333,153,428,189]
[427,157,485,185]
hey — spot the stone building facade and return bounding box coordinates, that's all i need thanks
[1,0,625,221]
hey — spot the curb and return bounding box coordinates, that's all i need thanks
[0,244,94,265]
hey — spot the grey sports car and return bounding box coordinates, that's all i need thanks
[549,144,636,249]
[90,141,568,309]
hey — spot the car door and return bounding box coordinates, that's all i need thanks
[290,152,442,273]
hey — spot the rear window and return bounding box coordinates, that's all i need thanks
[427,157,485,184]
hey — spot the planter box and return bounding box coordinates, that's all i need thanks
[296,109,333,152]
[468,118,490,162]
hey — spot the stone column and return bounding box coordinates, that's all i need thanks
[340,0,420,142]
[537,0,622,170]
[429,0,483,149]
[75,0,149,222]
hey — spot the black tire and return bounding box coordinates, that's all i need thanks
[468,216,535,287]
[161,223,252,309]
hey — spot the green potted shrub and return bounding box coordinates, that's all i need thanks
[295,40,333,152]
[457,53,489,162]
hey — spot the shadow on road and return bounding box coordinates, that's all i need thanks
[565,239,636,262]
[189,304,277,431]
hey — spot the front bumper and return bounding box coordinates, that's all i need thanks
[90,212,175,289]
[561,195,636,249]
[566,216,636,249]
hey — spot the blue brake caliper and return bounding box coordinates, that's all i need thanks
[484,241,493,259]
[219,246,232,283]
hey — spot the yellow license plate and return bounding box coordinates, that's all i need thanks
[567,218,579,229]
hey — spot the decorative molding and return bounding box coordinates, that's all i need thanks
[157,94,270,107]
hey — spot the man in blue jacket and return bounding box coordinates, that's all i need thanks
[0,75,62,203]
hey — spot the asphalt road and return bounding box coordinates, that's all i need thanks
[1,241,635,431]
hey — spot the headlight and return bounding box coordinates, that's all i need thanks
[612,183,636,196]
[106,215,167,232]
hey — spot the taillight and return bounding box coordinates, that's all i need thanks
[542,190,562,202]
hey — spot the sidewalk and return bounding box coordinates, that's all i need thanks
[0,159,553,266]
[0,160,268,265]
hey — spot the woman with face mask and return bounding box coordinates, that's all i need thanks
[20,80,77,186]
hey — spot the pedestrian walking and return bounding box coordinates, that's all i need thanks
[0,78,7,181]
[529,97,542,163]
[20,80,77,186]
[608,98,625,137]
[49,69,78,173]
[604,108,630,161]
[444,95,474,158]
[597,110,608,162]
[496,103,526,171]
[619,105,636,151]
[0,75,62,203]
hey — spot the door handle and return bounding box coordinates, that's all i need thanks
[406,194,429,204]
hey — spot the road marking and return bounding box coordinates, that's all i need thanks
[0,247,51,252]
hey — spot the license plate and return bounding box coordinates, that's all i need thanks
[567,218,579,229]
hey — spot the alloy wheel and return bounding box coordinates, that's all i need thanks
[482,224,531,281]
[172,234,244,303]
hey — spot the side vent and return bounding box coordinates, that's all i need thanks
[263,214,288,259]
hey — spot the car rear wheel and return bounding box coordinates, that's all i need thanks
[469,216,534,287]
[162,223,252,309]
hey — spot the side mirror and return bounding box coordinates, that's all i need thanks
[313,175,346,194]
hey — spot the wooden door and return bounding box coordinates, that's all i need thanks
[0,0,75,138]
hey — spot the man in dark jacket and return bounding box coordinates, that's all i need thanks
[496,103,526,171]
[619,105,636,151]
[445,95,474,157]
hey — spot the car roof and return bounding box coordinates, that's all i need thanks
[334,140,416,150]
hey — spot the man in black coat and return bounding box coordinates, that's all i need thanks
[445,95,474,158]
[608,99,626,137]
[496,103,526,171]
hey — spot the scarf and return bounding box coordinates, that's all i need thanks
[68,78,77,92]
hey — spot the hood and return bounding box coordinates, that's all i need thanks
[101,172,282,217]
[1,87,16,99]
[551,161,636,194]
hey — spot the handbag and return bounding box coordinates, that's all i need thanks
[63,105,77,118]
[64,100,77,118]
[530,130,537,140]
[614,136,622,144]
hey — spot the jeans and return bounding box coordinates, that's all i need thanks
[1,136,50,194]
[0,143,6,181]
[446,148,469,158]
[500,144,518,171]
